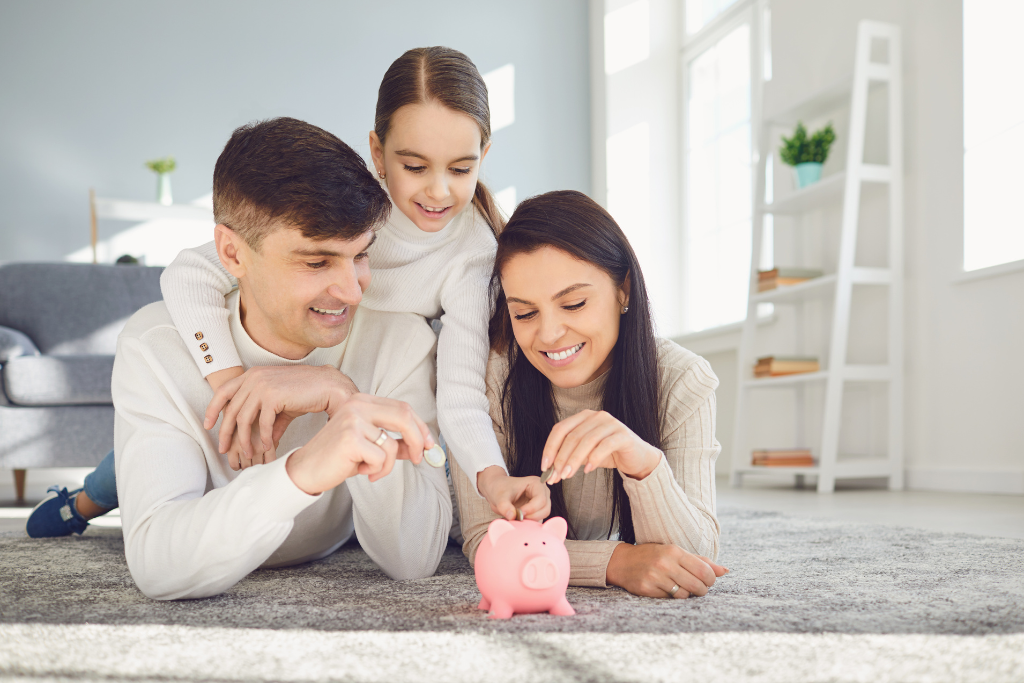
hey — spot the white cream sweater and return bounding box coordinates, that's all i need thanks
[112,292,451,600]
[450,338,721,587]
[159,195,503,481]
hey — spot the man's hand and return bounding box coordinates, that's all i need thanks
[477,466,552,521]
[541,410,663,486]
[606,543,729,598]
[285,394,435,495]
[204,365,358,464]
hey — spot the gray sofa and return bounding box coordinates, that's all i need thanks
[0,262,164,501]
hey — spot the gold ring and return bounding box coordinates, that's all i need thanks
[669,584,680,596]
[373,429,388,447]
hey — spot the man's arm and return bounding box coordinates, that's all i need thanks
[113,334,320,600]
[343,320,452,581]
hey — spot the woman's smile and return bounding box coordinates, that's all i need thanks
[541,342,585,366]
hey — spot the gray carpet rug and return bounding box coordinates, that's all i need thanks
[2,508,1022,682]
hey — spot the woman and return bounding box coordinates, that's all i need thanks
[450,190,728,599]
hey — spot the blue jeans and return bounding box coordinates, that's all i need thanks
[83,450,118,510]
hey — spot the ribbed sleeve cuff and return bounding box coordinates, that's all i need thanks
[565,539,621,587]
[620,453,675,539]
[246,448,321,522]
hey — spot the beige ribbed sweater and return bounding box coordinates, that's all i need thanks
[450,338,722,588]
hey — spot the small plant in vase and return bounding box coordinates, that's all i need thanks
[146,156,177,206]
[779,122,836,189]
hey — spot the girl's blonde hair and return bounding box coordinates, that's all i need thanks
[375,46,504,239]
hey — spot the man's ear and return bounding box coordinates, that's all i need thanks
[368,131,385,178]
[214,224,248,280]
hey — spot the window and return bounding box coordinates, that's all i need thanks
[682,4,762,332]
[963,0,1024,271]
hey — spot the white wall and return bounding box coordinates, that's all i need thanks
[709,0,1024,493]
[0,1,591,263]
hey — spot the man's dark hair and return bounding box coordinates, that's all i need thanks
[213,117,390,250]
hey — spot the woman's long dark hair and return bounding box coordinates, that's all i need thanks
[375,46,504,239]
[489,190,662,544]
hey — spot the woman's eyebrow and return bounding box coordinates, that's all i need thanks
[394,149,480,163]
[506,283,592,306]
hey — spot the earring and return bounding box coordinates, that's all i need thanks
[377,170,386,180]
[622,306,629,314]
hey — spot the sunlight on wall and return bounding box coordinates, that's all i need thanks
[65,195,214,267]
[606,122,654,316]
[604,0,650,75]
[484,64,515,134]
[963,0,1024,271]
[685,0,740,34]
[495,185,517,221]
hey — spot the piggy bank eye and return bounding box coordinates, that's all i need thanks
[542,541,546,545]
[523,542,528,546]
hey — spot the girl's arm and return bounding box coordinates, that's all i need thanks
[435,248,510,482]
[160,241,243,376]
[619,357,722,560]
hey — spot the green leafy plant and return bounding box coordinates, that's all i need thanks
[779,122,836,166]
[145,156,177,174]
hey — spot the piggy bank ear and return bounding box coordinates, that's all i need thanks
[542,516,568,541]
[487,519,516,548]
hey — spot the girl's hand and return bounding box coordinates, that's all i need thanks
[606,543,729,598]
[477,467,552,521]
[541,410,662,485]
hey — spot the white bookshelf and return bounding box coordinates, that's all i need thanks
[731,21,904,493]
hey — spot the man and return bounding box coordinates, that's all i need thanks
[112,117,451,600]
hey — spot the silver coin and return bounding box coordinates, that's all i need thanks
[423,443,447,468]
[541,466,555,484]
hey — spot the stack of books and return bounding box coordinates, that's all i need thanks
[754,356,820,377]
[757,267,824,291]
[752,449,815,467]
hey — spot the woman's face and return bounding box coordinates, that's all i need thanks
[501,246,629,389]
[369,101,489,233]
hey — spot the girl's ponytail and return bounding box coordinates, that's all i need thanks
[473,180,505,240]
[376,46,504,240]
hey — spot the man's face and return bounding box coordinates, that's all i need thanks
[228,223,374,360]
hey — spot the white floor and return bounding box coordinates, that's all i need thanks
[2,468,1023,539]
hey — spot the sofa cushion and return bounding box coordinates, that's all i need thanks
[2,355,114,406]
[0,325,39,362]
[0,263,164,355]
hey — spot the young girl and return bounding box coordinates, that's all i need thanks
[160,46,549,522]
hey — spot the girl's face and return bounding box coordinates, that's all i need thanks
[501,246,630,389]
[369,101,490,233]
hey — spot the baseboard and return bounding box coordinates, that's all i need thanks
[905,468,1024,495]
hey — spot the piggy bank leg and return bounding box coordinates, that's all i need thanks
[486,599,514,619]
[477,596,491,611]
[548,597,576,617]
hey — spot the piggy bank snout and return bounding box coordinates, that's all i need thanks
[521,556,560,589]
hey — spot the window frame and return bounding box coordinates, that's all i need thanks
[678,0,767,334]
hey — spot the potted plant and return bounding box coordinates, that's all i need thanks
[146,156,177,206]
[779,122,836,188]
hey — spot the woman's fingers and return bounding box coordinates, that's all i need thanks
[541,410,594,471]
[678,552,718,587]
[549,414,620,484]
[697,556,730,576]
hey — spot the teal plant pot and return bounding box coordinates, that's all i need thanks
[794,162,823,188]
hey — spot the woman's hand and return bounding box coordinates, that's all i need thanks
[606,543,729,598]
[541,409,662,485]
[205,365,359,463]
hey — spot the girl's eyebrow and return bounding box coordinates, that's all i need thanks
[394,149,480,163]
[506,283,592,306]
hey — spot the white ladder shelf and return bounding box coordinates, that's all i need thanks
[730,21,904,493]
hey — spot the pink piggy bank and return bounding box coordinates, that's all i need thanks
[474,517,576,619]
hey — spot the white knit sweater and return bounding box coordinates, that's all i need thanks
[112,292,451,600]
[159,195,503,482]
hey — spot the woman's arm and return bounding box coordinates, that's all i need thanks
[620,359,721,559]
[160,240,242,376]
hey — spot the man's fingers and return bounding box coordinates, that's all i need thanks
[517,481,551,520]
[258,408,276,452]
[228,449,241,471]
